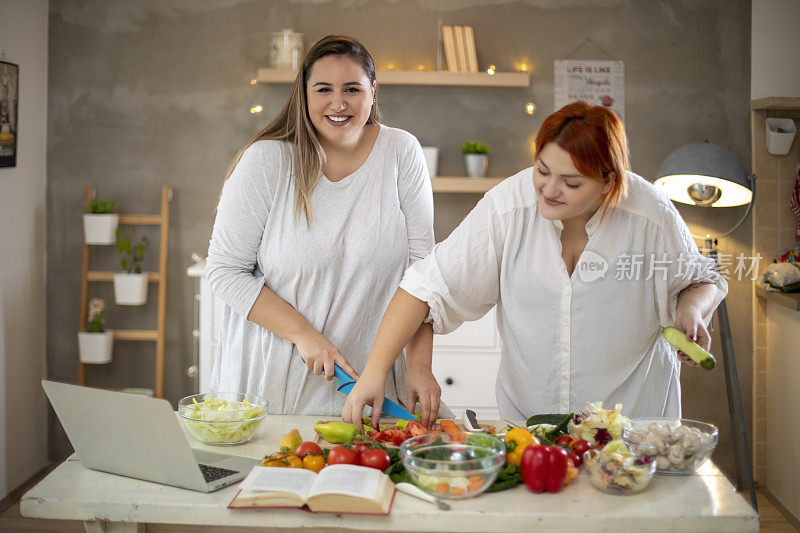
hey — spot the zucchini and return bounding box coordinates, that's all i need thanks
[525,413,570,427]
[662,327,716,370]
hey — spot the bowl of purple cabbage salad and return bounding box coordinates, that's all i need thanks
[583,439,656,495]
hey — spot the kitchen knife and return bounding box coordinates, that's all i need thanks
[333,364,417,421]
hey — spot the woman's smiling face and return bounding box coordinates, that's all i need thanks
[533,142,613,223]
[306,54,375,147]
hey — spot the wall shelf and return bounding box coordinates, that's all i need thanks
[751,97,800,111]
[431,177,505,193]
[256,68,530,88]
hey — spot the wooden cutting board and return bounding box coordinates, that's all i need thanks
[313,421,496,449]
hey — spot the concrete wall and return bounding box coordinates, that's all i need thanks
[0,0,49,499]
[46,0,753,480]
[751,0,800,99]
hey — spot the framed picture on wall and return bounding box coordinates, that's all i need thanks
[0,61,19,168]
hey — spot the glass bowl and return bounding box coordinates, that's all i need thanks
[178,392,268,446]
[399,432,505,499]
[622,418,718,475]
[583,445,656,495]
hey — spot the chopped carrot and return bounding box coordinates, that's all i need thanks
[451,487,465,496]
[436,483,449,494]
[468,475,484,483]
[467,482,484,492]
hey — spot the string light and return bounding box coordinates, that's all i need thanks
[416,64,426,71]
[518,63,528,73]
[525,102,536,115]
[250,105,263,114]
[250,78,257,85]
[386,63,396,71]
[486,65,496,75]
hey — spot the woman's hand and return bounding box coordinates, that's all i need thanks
[341,368,389,430]
[673,305,711,367]
[294,329,359,381]
[404,363,441,430]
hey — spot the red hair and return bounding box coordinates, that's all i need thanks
[534,101,629,216]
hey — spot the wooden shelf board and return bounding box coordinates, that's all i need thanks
[431,177,505,193]
[751,97,800,111]
[755,283,800,312]
[114,330,158,341]
[87,271,160,282]
[256,69,529,88]
[119,214,162,225]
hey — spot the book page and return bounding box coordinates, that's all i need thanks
[240,466,316,500]
[307,464,380,499]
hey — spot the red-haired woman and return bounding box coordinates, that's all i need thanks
[343,101,727,429]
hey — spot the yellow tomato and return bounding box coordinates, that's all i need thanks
[302,454,325,473]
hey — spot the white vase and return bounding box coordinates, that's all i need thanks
[113,272,149,305]
[78,331,114,364]
[464,154,488,178]
[83,214,119,245]
[422,147,440,177]
[765,118,797,155]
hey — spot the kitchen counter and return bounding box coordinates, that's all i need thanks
[22,415,759,532]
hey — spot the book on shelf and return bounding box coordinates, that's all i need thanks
[228,464,395,515]
[442,25,479,72]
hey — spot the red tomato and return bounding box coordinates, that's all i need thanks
[327,446,358,465]
[567,452,582,468]
[554,435,575,447]
[570,439,592,458]
[359,449,391,471]
[405,421,428,437]
[294,441,323,457]
[349,438,372,456]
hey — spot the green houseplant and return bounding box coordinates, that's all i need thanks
[83,196,120,244]
[461,140,490,178]
[77,298,114,364]
[113,229,150,305]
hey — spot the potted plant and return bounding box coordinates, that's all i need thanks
[83,196,120,244]
[113,229,150,305]
[461,140,490,178]
[78,298,114,364]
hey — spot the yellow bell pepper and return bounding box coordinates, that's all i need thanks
[504,428,539,466]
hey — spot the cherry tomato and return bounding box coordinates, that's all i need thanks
[570,439,592,458]
[350,438,372,456]
[567,452,582,468]
[359,449,391,471]
[295,441,323,457]
[554,435,576,448]
[327,446,359,465]
[302,454,325,473]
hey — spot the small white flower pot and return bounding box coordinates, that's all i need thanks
[113,272,149,305]
[422,147,440,177]
[78,331,114,364]
[83,214,119,245]
[765,118,797,155]
[464,154,488,178]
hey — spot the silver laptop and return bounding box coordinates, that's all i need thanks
[42,380,258,492]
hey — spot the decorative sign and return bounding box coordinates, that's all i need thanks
[554,60,625,122]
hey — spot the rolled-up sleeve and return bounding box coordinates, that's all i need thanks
[654,202,728,327]
[400,194,503,334]
[206,142,278,319]
[396,133,434,265]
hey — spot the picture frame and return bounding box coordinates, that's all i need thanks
[0,60,19,168]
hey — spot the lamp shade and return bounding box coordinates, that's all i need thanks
[654,142,753,207]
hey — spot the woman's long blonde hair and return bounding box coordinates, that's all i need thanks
[224,35,381,224]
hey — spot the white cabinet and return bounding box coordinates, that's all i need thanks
[187,261,502,418]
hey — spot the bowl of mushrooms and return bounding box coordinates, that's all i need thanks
[621,418,718,475]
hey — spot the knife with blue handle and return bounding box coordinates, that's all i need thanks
[333,363,417,421]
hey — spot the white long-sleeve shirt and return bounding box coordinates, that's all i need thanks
[400,168,727,420]
[206,125,434,415]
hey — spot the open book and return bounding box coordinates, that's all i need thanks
[228,464,395,515]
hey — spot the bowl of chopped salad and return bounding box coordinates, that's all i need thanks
[583,439,656,495]
[399,432,505,499]
[568,401,630,446]
[178,393,268,445]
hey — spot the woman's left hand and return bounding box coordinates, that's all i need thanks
[672,306,710,366]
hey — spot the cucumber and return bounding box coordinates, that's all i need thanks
[525,413,571,428]
[662,327,716,370]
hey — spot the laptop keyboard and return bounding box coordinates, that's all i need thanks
[199,464,240,483]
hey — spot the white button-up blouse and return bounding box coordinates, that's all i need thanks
[400,168,727,420]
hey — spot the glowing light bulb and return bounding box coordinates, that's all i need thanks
[486,65,496,75]
[386,64,396,71]
[525,102,536,115]
[250,105,263,114]
[416,64,426,71]
[519,64,528,73]
[250,78,257,85]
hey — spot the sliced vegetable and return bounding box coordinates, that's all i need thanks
[662,326,716,370]
[181,396,265,444]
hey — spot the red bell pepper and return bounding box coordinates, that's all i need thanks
[521,445,569,493]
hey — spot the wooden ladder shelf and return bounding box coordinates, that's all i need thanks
[78,185,172,398]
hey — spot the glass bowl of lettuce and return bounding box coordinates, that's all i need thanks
[178,393,268,446]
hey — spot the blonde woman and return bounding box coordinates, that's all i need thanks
[206,36,440,416]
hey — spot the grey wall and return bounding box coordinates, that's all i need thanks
[47,0,753,481]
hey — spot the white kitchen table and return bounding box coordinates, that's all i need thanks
[21,415,759,532]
